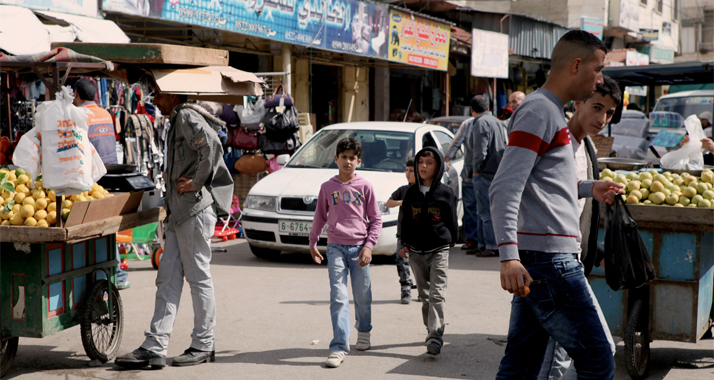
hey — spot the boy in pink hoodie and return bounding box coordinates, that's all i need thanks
[309,137,382,368]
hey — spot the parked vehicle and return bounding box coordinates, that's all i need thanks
[241,122,464,260]
[428,116,470,135]
[649,90,713,138]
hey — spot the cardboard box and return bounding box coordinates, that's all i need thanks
[64,191,144,227]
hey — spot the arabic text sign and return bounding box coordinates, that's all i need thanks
[471,29,508,79]
[581,17,604,40]
[386,9,450,71]
[102,0,389,59]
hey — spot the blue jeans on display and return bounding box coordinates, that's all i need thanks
[496,251,615,380]
[461,179,479,243]
[473,175,497,250]
[327,243,372,353]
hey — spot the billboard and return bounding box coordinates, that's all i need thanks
[581,17,604,40]
[386,9,450,71]
[1,0,99,17]
[470,28,509,79]
[102,0,390,59]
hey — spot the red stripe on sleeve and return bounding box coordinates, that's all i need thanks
[548,127,571,150]
[508,131,550,157]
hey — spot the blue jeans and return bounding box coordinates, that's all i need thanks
[462,179,479,243]
[496,251,615,380]
[473,176,496,250]
[327,243,372,352]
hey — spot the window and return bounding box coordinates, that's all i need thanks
[680,26,696,54]
[672,0,678,20]
[640,0,647,5]
[656,0,663,13]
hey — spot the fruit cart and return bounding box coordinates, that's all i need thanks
[589,204,713,380]
[0,206,165,377]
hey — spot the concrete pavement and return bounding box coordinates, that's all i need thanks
[3,239,713,380]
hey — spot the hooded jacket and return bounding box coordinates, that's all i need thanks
[401,147,458,253]
[165,103,234,225]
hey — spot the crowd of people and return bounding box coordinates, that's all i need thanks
[103,28,710,380]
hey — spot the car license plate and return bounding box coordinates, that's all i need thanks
[278,220,327,236]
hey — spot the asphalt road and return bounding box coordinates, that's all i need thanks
[3,239,713,380]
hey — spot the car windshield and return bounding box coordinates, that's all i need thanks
[653,96,713,125]
[287,129,415,172]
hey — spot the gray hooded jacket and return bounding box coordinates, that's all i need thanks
[165,103,234,225]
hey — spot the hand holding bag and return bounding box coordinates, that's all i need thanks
[603,196,656,291]
[264,84,293,108]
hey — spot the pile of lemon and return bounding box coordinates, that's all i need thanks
[0,167,113,227]
[601,168,714,208]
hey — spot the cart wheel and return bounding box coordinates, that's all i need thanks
[1,336,19,378]
[151,248,163,270]
[80,280,123,363]
[625,299,650,380]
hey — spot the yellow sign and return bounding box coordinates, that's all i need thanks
[387,9,450,71]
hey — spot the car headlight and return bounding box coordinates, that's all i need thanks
[245,195,277,211]
[378,201,390,215]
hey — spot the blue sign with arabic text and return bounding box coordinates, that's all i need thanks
[103,0,391,59]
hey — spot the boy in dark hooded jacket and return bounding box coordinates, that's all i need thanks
[399,146,458,356]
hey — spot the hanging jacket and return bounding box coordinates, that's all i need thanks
[165,103,234,225]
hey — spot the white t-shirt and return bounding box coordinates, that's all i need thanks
[420,185,430,195]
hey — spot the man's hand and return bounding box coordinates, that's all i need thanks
[358,247,372,267]
[177,177,197,195]
[701,138,714,153]
[445,157,451,163]
[500,260,533,297]
[592,179,625,205]
[680,135,690,147]
[310,247,324,264]
[399,246,410,259]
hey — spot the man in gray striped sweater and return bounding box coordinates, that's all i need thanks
[489,30,624,380]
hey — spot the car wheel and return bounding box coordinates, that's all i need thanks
[249,244,281,260]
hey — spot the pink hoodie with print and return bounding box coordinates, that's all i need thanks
[309,174,382,249]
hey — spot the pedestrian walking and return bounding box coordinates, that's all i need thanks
[445,115,479,252]
[308,137,382,368]
[538,75,621,380]
[399,147,458,356]
[468,95,507,257]
[385,157,417,304]
[115,95,234,369]
[489,30,624,380]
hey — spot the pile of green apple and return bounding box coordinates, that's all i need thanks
[600,168,714,208]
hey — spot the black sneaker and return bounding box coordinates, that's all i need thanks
[400,290,412,304]
[426,341,441,355]
[115,348,166,369]
[172,347,215,367]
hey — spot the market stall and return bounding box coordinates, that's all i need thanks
[588,165,714,380]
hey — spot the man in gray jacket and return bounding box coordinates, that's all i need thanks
[116,94,234,369]
[469,95,507,257]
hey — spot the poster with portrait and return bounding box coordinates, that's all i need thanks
[386,9,450,71]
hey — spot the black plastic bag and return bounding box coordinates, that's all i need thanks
[603,196,656,291]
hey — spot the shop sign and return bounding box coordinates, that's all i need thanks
[662,21,671,36]
[639,28,659,41]
[651,45,674,63]
[470,28,508,79]
[581,17,604,40]
[386,9,450,71]
[102,0,391,59]
[618,0,640,31]
[2,0,99,17]
[626,86,647,96]
[626,50,649,66]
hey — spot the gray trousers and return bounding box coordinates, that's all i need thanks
[409,248,449,345]
[396,239,413,288]
[142,207,217,356]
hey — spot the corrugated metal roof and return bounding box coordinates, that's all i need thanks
[509,15,569,60]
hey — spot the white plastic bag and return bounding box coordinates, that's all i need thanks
[236,98,265,130]
[660,115,706,170]
[11,127,42,182]
[35,86,96,195]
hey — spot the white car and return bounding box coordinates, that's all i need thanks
[241,122,465,259]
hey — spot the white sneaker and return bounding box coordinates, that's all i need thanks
[355,331,370,351]
[325,351,346,368]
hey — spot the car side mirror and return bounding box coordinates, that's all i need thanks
[276,154,290,166]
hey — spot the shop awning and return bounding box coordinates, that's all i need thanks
[0,5,52,55]
[0,5,130,56]
[34,11,130,44]
[150,66,265,103]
